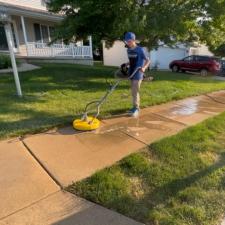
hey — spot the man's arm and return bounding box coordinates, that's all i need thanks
[140,58,151,73]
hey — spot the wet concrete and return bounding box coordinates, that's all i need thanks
[141,95,225,126]
[101,113,186,144]
[175,95,225,114]
[23,127,145,186]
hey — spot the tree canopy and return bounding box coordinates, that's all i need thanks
[211,44,225,57]
[48,0,225,51]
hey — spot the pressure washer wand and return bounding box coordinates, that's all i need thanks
[81,67,141,123]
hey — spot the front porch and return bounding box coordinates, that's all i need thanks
[26,42,93,58]
[0,3,93,61]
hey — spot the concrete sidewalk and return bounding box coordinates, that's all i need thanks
[0,63,40,74]
[1,90,225,225]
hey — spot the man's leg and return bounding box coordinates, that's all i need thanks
[130,79,142,116]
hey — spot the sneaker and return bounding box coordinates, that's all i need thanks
[128,107,136,114]
[129,108,139,117]
[132,108,139,117]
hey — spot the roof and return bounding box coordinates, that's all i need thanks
[0,2,63,22]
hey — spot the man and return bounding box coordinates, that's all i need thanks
[124,31,150,117]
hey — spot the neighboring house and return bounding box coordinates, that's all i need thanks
[0,0,93,64]
[103,41,213,69]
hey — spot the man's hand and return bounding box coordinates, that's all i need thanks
[140,58,151,73]
[140,67,146,73]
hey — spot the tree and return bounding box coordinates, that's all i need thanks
[210,44,225,57]
[48,0,225,50]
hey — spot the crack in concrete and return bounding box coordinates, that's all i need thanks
[20,138,63,189]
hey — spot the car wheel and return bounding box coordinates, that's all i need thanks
[200,68,208,76]
[172,65,179,72]
[181,69,186,73]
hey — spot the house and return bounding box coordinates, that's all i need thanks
[0,0,93,65]
[103,40,213,69]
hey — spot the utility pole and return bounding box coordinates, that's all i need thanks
[0,7,22,97]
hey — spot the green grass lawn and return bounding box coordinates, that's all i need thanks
[0,63,225,139]
[68,112,225,225]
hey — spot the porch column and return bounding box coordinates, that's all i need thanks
[81,40,84,57]
[20,16,29,56]
[88,35,93,58]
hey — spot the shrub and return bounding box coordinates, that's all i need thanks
[0,54,11,69]
[0,54,21,69]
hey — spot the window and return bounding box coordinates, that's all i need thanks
[196,56,210,62]
[49,26,55,40]
[183,56,194,61]
[212,57,220,63]
[33,23,55,43]
[41,25,49,42]
[34,23,41,42]
[0,23,18,50]
[0,25,8,50]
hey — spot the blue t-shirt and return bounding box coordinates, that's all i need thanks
[127,46,148,80]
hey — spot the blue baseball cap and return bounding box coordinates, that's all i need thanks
[124,32,136,42]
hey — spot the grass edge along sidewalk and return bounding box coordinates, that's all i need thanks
[1,63,225,140]
[68,111,225,225]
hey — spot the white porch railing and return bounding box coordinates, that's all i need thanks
[26,42,93,58]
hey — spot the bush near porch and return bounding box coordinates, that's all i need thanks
[0,54,20,69]
[0,63,225,139]
[0,54,11,69]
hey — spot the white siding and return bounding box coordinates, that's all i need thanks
[0,0,47,11]
[102,41,213,70]
[150,47,187,69]
[103,41,186,69]
[189,45,213,56]
[103,41,128,67]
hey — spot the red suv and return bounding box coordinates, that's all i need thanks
[169,55,221,76]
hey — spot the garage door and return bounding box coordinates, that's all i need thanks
[153,47,186,69]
